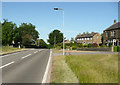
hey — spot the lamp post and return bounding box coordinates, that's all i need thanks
[54,8,65,55]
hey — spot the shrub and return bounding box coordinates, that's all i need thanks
[20,44,24,48]
[117,46,120,52]
[108,43,113,47]
[77,43,83,48]
[93,43,98,48]
[88,43,94,48]
[113,46,117,52]
[72,46,77,50]
[65,43,71,46]
[83,44,88,48]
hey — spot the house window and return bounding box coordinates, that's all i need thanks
[111,31,115,37]
[97,36,99,38]
[106,32,108,37]
[113,31,115,37]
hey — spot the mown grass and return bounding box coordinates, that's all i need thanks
[1,46,26,54]
[65,54,118,83]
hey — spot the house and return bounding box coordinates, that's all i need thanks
[64,40,70,43]
[75,32,102,45]
[103,20,120,46]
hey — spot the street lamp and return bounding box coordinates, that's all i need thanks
[54,8,65,55]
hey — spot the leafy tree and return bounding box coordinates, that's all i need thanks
[13,27,21,44]
[22,34,33,45]
[48,29,63,45]
[36,39,48,48]
[70,38,74,43]
[2,19,16,45]
[18,23,39,45]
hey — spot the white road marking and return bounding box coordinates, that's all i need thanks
[21,54,31,59]
[0,52,20,58]
[0,61,15,69]
[41,49,52,84]
[34,51,38,53]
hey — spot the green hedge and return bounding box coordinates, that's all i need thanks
[117,46,120,52]
[113,46,117,52]
[72,46,77,50]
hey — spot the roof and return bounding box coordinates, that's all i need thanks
[64,40,70,43]
[75,32,98,39]
[104,22,120,31]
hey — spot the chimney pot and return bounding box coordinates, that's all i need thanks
[114,20,117,24]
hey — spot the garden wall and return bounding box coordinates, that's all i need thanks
[77,47,112,52]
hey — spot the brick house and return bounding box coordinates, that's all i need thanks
[75,32,102,45]
[103,20,120,46]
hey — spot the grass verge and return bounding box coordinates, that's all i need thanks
[1,46,27,54]
[65,54,118,83]
[50,55,78,83]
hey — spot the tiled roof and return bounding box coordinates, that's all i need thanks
[104,22,120,31]
[75,32,97,39]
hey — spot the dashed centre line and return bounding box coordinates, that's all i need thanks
[34,51,38,53]
[21,54,31,59]
[0,61,15,69]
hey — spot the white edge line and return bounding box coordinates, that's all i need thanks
[41,49,52,84]
[21,54,31,59]
[0,61,15,69]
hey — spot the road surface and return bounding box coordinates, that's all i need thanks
[0,49,51,83]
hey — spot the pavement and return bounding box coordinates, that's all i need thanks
[53,50,119,56]
[0,49,51,83]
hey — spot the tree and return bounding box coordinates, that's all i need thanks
[48,29,63,45]
[36,39,48,48]
[70,38,74,43]
[2,19,16,45]
[70,37,76,43]
[18,23,39,45]
[13,27,21,44]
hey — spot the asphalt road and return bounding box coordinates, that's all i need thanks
[0,49,50,83]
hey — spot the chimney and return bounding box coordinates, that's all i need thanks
[114,20,117,24]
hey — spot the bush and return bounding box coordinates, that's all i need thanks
[77,43,83,48]
[48,44,54,49]
[65,43,71,46]
[93,43,98,48]
[83,44,88,48]
[113,46,117,52]
[72,46,77,50]
[108,43,113,47]
[117,46,120,52]
[88,43,94,48]
[20,44,24,48]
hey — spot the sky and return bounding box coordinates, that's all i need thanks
[2,2,118,43]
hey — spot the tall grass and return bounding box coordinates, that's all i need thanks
[65,54,118,83]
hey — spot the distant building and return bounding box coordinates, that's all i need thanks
[103,20,120,46]
[64,40,70,43]
[75,32,102,45]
